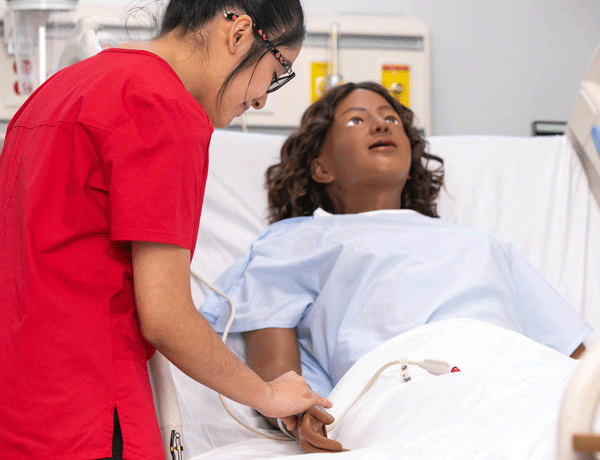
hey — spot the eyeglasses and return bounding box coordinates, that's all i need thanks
[224,11,296,93]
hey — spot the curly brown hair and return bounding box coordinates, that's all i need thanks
[266,82,444,223]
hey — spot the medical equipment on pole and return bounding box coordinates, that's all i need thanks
[6,0,77,95]
[148,352,187,460]
[0,3,156,133]
[56,15,100,71]
[324,21,343,90]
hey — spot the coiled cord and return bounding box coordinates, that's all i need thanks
[191,269,295,441]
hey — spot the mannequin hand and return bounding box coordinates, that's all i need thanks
[297,405,348,453]
[257,371,332,420]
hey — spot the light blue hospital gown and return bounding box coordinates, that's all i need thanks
[201,209,592,396]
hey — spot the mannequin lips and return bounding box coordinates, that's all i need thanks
[369,139,398,150]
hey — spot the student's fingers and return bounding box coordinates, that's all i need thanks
[259,371,332,418]
[298,410,348,453]
[309,391,333,409]
[277,370,332,409]
[273,371,333,409]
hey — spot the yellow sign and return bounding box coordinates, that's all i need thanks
[311,62,329,103]
[381,65,410,108]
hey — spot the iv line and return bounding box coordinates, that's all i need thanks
[190,268,295,442]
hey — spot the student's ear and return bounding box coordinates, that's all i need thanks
[227,14,254,54]
[311,157,334,184]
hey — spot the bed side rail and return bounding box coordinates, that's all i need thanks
[149,351,186,460]
[557,339,600,459]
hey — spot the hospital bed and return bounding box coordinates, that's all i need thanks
[144,42,600,460]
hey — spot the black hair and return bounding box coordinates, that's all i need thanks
[159,0,304,102]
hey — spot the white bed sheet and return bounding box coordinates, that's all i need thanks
[178,130,600,459]
[183,319,581,460]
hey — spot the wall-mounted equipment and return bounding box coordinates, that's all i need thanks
[6,0,78,95]
[0,8,431,136]
[0,4,156,132]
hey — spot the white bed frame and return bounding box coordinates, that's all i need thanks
[558,341,600,458]
[149,353,185,459]
[567,42,600,210]
[556,41,600,459]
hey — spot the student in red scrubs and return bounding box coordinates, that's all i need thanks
[0,1,331,458]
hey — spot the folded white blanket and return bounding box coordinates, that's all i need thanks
[181,318,579,460]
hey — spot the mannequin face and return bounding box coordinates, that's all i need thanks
[311,89,412,211]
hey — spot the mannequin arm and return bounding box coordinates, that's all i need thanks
[244,328,345,452]
[571,343,586,359]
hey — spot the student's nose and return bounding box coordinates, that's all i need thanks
[252,94,268,110]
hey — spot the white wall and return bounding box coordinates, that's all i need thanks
[2,0,598,135]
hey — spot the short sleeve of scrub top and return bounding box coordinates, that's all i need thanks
[102,93,211,252]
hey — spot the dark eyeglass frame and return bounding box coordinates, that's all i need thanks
[224,11,296,93]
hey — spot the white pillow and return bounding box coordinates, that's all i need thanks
[190,129,283,307]
[431,135,600,341]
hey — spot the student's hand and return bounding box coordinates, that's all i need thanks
[258,371,332,420]
[296,405,348,453]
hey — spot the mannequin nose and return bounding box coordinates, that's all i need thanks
[252,94,268,110]
[372,118,390,133]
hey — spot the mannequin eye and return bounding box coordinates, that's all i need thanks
[347,117,363,126]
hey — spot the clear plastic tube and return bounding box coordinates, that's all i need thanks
[7,0,78,94]
[9,10,44,94]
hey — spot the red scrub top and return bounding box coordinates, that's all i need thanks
[0,49,212,459]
